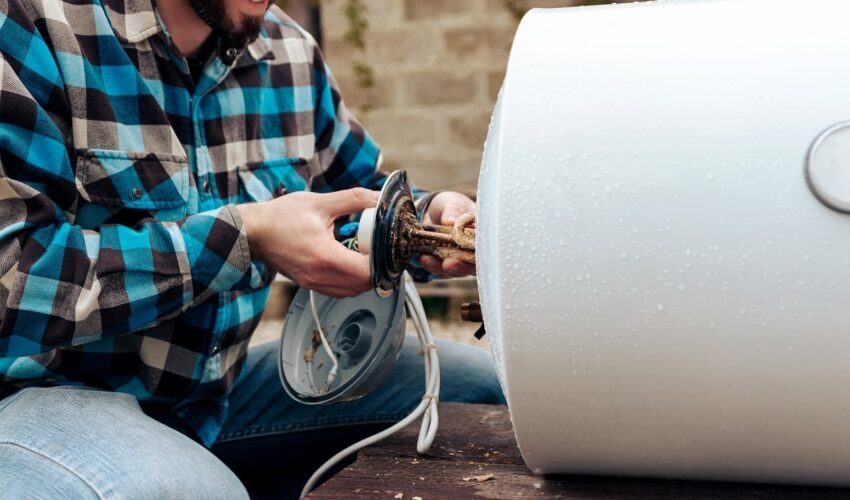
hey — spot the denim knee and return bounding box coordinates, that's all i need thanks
[0,442,100,499]
[0,387,248,499]
[435,339,506,405]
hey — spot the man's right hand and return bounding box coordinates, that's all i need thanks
[236,188,378,298]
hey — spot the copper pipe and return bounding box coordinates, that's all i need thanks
[421,223,476,236]
[410,229,455,244]
[398,211,478,265]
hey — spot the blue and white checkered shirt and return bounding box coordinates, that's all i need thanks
[0,0,389,445]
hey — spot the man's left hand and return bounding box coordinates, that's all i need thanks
[419,191,477,278]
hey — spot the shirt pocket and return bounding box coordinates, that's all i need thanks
[75,149,190,211]
[236,157,309,202]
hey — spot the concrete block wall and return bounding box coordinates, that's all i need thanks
[317,0,583,196]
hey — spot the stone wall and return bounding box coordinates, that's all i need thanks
[317,0,584,196]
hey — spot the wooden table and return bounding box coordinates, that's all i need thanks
[310,403,850,499]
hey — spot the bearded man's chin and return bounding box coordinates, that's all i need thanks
[226,15,263,46]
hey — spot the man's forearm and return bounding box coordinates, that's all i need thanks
[0,195,252,355]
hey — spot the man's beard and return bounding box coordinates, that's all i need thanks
[189,0,266,45]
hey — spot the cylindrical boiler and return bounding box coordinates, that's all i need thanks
[477,0,850,486]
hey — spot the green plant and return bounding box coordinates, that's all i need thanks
[343,0,376,99]
[352,61,375,88]
[343,0,369,50]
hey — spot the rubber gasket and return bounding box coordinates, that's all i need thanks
[371,171,415,297]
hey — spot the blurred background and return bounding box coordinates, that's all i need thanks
[283,0,645,195]
[254,0,645,347]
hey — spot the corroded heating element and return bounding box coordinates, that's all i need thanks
[366,170,478,296]
[405,212,476,265]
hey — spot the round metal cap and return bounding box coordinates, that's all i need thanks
[278,287,406,405]
[370,171,415,297]
[806,121,850,214]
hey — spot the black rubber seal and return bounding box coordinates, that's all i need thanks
[371,171,415,297]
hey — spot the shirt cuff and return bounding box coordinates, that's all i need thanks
[179,205,254,298]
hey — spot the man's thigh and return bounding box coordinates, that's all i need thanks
[0,386,247,499]
[216,335,504,451]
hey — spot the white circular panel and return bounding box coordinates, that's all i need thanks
[807,121,850,213]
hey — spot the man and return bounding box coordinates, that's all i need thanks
[0,0,503,496]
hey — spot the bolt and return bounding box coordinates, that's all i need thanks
[461,302,483,323]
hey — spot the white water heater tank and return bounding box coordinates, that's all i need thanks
[476,0,850,486]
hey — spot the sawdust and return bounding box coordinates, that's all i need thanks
[462,473,495,482]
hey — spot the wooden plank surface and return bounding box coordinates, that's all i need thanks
[310,403,850,499]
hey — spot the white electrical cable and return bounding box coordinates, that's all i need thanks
[309,290,339,393]
[299,273,440,498]
[404,276,440,453]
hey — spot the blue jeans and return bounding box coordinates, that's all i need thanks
[0,337,505,499]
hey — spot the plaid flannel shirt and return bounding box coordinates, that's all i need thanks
[0,0,391,445]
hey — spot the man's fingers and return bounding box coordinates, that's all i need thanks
[419,255,475,278]
[300,254,371,298]
[322,243,372,286]
[419,255,437,267]
[313,285,364,299]
[443,258,476,277]
[427,192,476,226]
[418,255,445,276]
[323,188,378,218]
[440,204,465,226]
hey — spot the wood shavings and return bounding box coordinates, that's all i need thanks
[412,497,423,500]
[462,474,495,483]
[304,329,322,364]
[393,494,403,499]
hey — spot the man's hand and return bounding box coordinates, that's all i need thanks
[419,191,477,278]
[237,188,378,298]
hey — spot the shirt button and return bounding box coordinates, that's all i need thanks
[132,187,143,199]
[202,180,211,193]
[277,186,287,197]
[224,47,238,63]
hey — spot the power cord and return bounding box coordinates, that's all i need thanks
[309,290,338,393]
[299,273,440,498]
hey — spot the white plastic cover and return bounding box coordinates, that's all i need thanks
[477,0,850,485]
